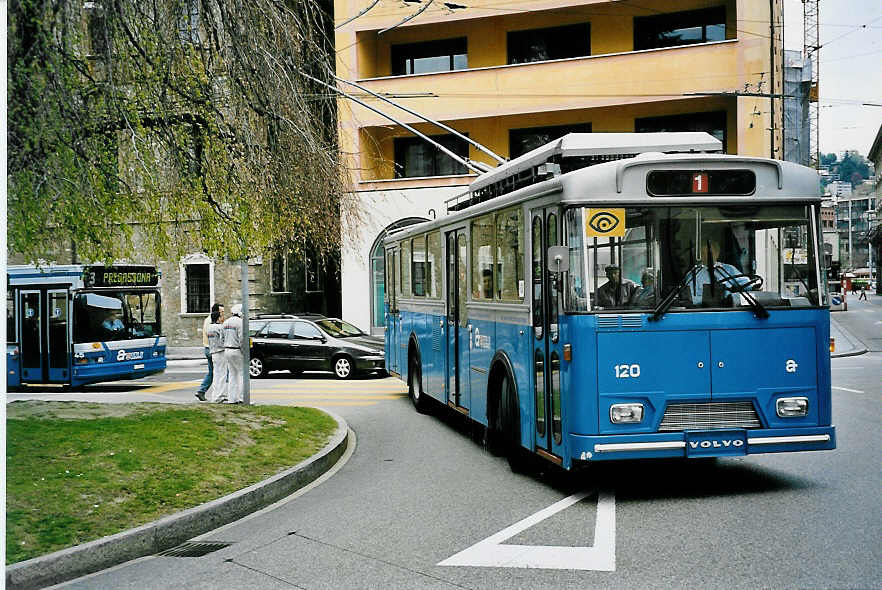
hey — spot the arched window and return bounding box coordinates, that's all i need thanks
[369,217,427,334]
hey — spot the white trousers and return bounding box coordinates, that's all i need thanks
[207,351,229,402]
[224,349,244,403]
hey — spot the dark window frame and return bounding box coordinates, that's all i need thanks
[509,122,592,160]
[393,133,470,178]
[634,7,727,51]
[184,263,211,314]
[391,37,468,76]
[507,22,591,65]
[635,111,727,153]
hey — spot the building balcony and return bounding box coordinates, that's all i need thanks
[343,39,742,128]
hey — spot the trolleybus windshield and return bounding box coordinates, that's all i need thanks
[73,290,161,342]
[564,204,825,313]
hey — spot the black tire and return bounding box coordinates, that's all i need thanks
[408,357,430,414]
[499,372,530,473]
[249,356,266,378]
[333,355,354,380]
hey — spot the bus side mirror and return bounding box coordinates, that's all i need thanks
[547,246,569,273]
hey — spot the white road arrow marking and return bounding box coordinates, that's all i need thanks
[438,489,616,571]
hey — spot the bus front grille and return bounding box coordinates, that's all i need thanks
[658,402,762,431]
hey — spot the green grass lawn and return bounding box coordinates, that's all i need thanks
[6,401,337,564]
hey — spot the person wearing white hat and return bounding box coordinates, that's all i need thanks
[222,303,245,404]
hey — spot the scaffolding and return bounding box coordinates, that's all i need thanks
[803,0,820,168]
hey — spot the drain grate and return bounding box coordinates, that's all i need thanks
[158,541,232,557]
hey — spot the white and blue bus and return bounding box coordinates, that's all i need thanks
[7,265,167,388]
[385,133,835,470]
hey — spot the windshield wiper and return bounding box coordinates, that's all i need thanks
[712,265,769,319]
[650,263,702,322]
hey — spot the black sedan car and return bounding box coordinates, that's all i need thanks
[248,316,385,379]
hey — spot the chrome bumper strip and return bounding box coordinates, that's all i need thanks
[594,441,686,453]
[747,434,831,445]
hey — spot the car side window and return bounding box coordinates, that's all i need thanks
[294,321,323,340]
[266,321,295,339]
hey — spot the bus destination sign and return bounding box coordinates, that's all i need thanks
[647,170,756,196]
[84,266,160,288]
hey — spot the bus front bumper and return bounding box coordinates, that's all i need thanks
[570,426,836,462]
[72,357,167,386]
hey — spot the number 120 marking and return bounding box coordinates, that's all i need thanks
[615,364,641,378]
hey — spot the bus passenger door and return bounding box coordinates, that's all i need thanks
[385,248,399,375]
[446,230,469,409]
[47,290,70,383]
[19,291,43,383]
[531,208,565,460]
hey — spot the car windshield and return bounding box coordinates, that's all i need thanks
[563,204,826,313]
[316,318,364,338]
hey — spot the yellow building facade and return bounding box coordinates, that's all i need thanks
[335,0,784,332]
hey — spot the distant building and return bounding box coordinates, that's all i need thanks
[868,124,882,291]
[835,181,877,271]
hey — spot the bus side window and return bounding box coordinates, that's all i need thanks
[472,213,495,299]
[7,291,16,343]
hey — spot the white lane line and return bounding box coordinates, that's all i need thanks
[832,386,865,393]
[438,489,616,571]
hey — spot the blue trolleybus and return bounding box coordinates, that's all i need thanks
[7,265,167,388]
[384,133,835,470]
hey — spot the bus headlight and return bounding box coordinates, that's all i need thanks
[610,403,644,424]
[776,397,809,417]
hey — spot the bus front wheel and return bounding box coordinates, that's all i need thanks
[499,372,530,473]
[408,357,430,414]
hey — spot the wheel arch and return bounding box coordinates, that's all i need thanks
[487,350,519,434]
[407,332,422,381]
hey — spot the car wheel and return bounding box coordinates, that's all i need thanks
[249,356,266,378]
[333,355,353,379]
[408,357,430,414]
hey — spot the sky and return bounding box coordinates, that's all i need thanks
[783,0,882,157]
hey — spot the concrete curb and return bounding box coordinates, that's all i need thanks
[830,318,868,358]
[6,412,350,590]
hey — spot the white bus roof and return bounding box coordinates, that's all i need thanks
[468,132,721,193]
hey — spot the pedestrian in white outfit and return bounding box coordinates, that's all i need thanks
[223,304,245,404]
[205,309,228,402]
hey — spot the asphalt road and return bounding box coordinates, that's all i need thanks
[8,321,881,590]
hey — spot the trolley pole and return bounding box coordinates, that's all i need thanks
[240,259,251,405]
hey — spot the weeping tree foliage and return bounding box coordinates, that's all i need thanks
[8,0,353,264]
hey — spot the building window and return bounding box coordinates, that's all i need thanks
[84,2,108,57]
[271,253,294,293]
[391,37,467,76]
[394,134,469,178]
[178,0,200,43]
[508,23,590,65]
[509,123,592,159]
[305,255,323,293]
[634,7,726,51]
[635,111,727,152]
[180,254,214,314]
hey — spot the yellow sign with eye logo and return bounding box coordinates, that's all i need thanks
[585,208,626,237]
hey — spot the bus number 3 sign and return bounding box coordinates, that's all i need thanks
[614,364,641,378]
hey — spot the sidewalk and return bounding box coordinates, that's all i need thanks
[167,346,204,360]
[830,314,867,358]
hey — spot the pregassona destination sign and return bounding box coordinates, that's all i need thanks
[83,266,160,288]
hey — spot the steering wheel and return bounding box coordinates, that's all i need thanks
[716,273,763,292]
